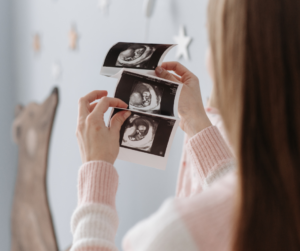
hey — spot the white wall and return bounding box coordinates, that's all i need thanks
[0,0,18,250]
[10,0,212,250]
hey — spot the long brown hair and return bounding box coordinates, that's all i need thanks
[207,0,300,250]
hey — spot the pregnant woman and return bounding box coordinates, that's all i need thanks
[72,0,300,250]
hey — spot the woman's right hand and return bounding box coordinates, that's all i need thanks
[76,90,131,165]
[155,62,211,137]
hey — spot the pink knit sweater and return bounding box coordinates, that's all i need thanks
[71,125,236,251]
[177,107,232,198]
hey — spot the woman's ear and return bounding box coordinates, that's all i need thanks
[12,105,24,144]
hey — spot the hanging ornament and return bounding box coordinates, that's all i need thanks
[173,26,192,61]
[69,25,79,50]
[143,0,156,42]
[143,0,156,18]
[52,62,63,80]
[33,33,41,53]
[98,0,111,14]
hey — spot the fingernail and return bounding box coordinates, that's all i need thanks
[156,66,163,74]
[124,111,131,119]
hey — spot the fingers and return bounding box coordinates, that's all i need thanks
[78,90,108,118]
[110,111,131,132]
[92,97,128,116]
[83,90,108,103]
[171,74,182,82]
[160,62,198,83]
[89,102,98,112]
[161,61,190,76]
[155,66,182,83]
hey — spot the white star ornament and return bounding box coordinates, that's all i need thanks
[173,26,192,60]
[52,62,63,80]
[98,0,110,14]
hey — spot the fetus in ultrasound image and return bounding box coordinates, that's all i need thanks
[121,114,158,152]
[129,82,163,114]
[116,44,156,68]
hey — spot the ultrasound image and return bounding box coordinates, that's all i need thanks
[129,82,163,114]
[121,114,158,152]
[114,71,178,116]
[103,42,174,71]
[112,109,177,157]
[116,44,156,68]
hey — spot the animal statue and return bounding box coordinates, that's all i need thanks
[11,87,60,251]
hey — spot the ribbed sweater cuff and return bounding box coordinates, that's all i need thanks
[187,126,233,180]
[78,161,119,208]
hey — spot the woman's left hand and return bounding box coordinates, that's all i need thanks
[76,90,131,165]
[155,62,212,137]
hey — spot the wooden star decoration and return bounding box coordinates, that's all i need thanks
[69,25,79,50]
[173,26,192,61]
[98,0,111,14]
[33,34,41,53]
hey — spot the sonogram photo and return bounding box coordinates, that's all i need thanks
[103,42,174,70]
[129,82,163,114]
[121,114,158,152]
[111,109,177,157]
[116,44,156,68]
[114,71,180,116]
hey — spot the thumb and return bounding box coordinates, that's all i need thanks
[155,66,181,83]
[110,111,131,132]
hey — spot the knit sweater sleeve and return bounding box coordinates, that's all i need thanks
[70,161,199,251]
[187,126,234,187]
[70,126,235,251]
[177,126,235,197]
[70,161,119,251]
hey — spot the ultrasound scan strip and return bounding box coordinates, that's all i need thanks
[100,42,176,76]
[110,108,179,170]
[113,70,182,118]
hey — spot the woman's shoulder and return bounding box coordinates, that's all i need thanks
[123,172,237,251]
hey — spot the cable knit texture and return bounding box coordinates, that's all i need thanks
[71,125,236,251]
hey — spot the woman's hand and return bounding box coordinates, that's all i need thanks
[76,90,131,164]
[155,62,211,137]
